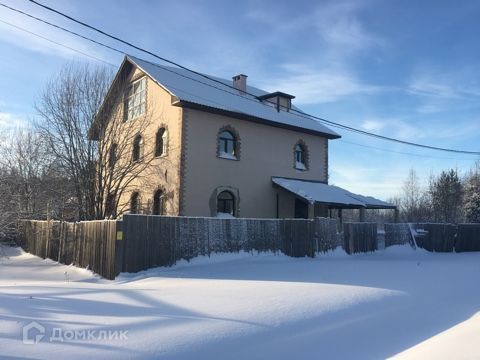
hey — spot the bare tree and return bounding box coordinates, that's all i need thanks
[92,85,163,218]
[0,128,75,240]
[35,64,112,220]
[36,62,167,220]
[400,168,431,222]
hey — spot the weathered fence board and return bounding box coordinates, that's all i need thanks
[415,223,456,252]
[384,223,413,248]
[455,224,480,252]
[17,220,118,279]
[343,222,377,254]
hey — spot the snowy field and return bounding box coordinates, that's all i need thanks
[0,244,479,360]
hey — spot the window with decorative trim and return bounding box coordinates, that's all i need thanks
[124,77,146,121]
[155,128,167,157]
[109,143,117,168]
[217,191,235,216]
[152,189,164,215]
[132,134,143,162]
[218,130,237,159]
[130,192,140,214]
[105,193,116,217]
[294,143,307,170]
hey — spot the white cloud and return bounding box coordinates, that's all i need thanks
[361,120,385,132]
[408,71,480,113]
[330,164,406,200]
[313,1,383,53]
[259,64,381,104]
[0,112,27,128]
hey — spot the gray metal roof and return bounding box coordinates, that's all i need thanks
[272,177,396,209]
[127,56,340,139]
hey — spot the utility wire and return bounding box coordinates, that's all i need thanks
[5,0,480,155]
[0,17,116,67]
[2,16,475,164]
[338,139,477,161]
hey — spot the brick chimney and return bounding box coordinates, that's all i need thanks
[232,74,247,92]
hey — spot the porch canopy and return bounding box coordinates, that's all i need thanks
[272,177,396,210]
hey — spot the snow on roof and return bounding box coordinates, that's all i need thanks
[272,177,396,209]
[127,56,340,139]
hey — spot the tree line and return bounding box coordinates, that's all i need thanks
[392,164,480,224]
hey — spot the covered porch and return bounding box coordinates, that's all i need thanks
[272,177,397,224]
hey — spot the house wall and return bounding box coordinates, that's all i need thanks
[181,108,329,218]
[110,67,183,216]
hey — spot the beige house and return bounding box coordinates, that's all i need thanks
[94,56,394,220]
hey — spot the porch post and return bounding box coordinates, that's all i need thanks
[308,202,315,219]
[394,208,399,223]
[338,208,343,230]
[359,208,366,222]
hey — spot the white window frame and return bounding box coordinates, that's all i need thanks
[124,77,146,121]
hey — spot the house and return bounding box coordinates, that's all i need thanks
[92,55,394,220]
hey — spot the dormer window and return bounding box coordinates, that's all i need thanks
[124,77,146,121]
[257,91,295,112]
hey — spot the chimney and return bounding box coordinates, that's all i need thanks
[232,74,247,92]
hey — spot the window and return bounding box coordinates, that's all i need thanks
[130,192,140,214]
[155,128,167,157]
[124,77,146,121]
[109,143,117,168]
[218,130,236,159]
[295,143,307,170]
[152,189,164,215]
[217,191,235,216]
[105,193,115,217]
[132,135,143,162]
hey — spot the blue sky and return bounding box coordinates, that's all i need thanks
[0,0,479,199]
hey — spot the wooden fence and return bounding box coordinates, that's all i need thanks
[413,223,480,253]
[384,223,414,248]
[16,216,430,279]
[116,215,341,274]
[343,222,377,254]
[456,224,480,252]
[17,220,119,279]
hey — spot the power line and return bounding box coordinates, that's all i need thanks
[0,18,116,67]
[23,0,480,156]
[0,2,126,55]
[338,139,478,161]
[0,14,473,164]
[6,0,480,155]
[3,11,476,164]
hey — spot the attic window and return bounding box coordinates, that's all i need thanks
[124,77,146,121]
[257,91,295,112]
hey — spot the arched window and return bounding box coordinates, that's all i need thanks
[109,143,117,168]
[295,143,307,170]
[152,189,164,215]
[218,131,236,158]
[155,128,167,157]
[130,192,140,214]
[217,191,235,216]
[132,135,143,162]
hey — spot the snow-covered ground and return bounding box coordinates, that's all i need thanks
[0,244,479,359]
